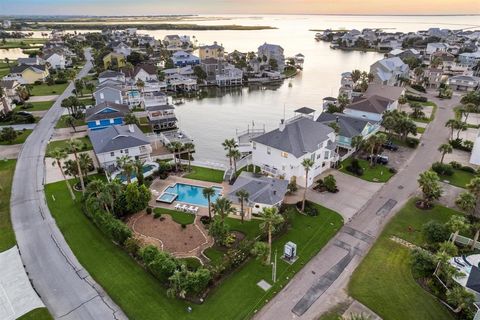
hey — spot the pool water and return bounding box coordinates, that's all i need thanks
[117,164,157,182]
[157,192,177,203]
[164,183,222,206]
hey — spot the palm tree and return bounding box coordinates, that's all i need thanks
[85,180,112,214]
[222,138,237,168]
[106,180,122,216]
[167,141,183,172]
[202,187,216,219]
[417,170,443,208]
[365,135,379,166]
[50,148,76,200]
[467,177,480,217]
[116,155,134,184]
[455,121,467,140]
[456,191,476,217]
[446,286,475,313]
[351,135,364,156]
[124,113,139,125]
[445,119,458,140]
[66,139,86,193]
[136,79,145,93]
[461,103,478,124]
[236,189,249,223]
[229,148,241,176]
[259,207,284,264]
[301,158,315,212]
[447,215,469,243]
[134,159,145,185]
[212,197,235,226]
[183,142,195,172]
[438,143,453,164]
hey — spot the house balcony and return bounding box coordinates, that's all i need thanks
[260,164,279,176]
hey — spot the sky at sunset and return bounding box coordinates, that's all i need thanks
[1,0,480,15]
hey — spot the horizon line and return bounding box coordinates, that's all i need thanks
[1,13,480,17]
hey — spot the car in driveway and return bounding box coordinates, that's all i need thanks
[366,154,389,165]
[382,141,399,151]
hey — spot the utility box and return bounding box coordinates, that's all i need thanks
[284,241,297,260]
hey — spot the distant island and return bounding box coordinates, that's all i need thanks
[24,23,276,31]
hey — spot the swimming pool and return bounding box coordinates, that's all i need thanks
[157,192,178,203]
[163,183,222,206]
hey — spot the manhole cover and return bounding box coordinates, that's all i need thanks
[398,185,404,189]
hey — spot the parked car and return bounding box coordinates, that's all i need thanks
[366,154,389,165]
[382,141,399,151]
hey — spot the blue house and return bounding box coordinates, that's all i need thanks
[85,102,130,130]
[171,51,200,67]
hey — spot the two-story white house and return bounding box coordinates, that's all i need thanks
[257,43,285,72]
[88,124,152,171]
[369,57,409,86]
[251,116,336,187]
[44,52,66,69]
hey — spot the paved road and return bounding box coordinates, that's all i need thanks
[255,92,459,320]
[10,50,126,320]
[0,123,36,130]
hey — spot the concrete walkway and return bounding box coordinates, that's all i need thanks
[0,124,36,131]
[0,247,44,320]
[28,95,58,102]
[0,144,22,159]
[255,91,459,320]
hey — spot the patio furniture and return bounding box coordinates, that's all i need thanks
[174,203,182,210]
[180,204,188,212]
[192,207,199,214]
[454,257,465,268]
[188,206,196,213]
[463,255,473,267]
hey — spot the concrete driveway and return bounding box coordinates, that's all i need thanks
[285,171,383,220]
[0,144,22,159]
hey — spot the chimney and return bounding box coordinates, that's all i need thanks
[128,124,134,133]
[279,119,285,132]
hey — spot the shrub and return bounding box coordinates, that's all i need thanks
[140,245,159,264]
[323,174,338,193]
[431,162,453,176]
[148,251,180,283]
[389,167,397,174]
[124,237,141,257]
[422,220,449,245]
[21,103,34,109]
[346,158,363,176]
[449,138,473,152]
[181,224,186,229]
[411,84,426,93]
[461,166,476,173]
[287,176,298,193]
[405,94,428,102]
[89,210,132,246]
[154,212,161,219]
[411,248,436,278]
[450,161,462,169]
[146,207,152,215]
[200,216,211,225]
[406,137,420,148]
[298,201,319,216]
[34,80,42,85]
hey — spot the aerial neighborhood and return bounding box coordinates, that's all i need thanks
[1,13,480,320]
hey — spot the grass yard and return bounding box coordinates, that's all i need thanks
[0,160,17,252]
[138,116,153,133]
[183,165,225,183]
[17,308,53,320]
[0,129,32,145]
[439,168,476,189]
[417,127,425,134]
[55,115,86,129]
[31,83,69,96]
[46,136,92,156]
[45,180,343,320]
[348,200,461,320]
[340,158,394,183]
[0,64,9,77]
[79,97,95,106]
[407,100,437,123]
[153,208,195,225]
[23,101,54,111]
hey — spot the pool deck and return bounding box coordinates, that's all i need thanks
[149,176,229,217]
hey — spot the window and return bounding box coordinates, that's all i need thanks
[310,153,315,161]
[100,93,104,99]
[95,120,100,125]
[324,151,330,159]
[110,152,114,156]
[252,142,256,150]
[281,152,288,158]
[267,147,271,155]
[110,118,114,124]
[125,149,129,154]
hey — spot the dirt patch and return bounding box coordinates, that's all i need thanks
[128,213,210,254]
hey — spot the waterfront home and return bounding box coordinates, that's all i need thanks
[123,64,158,82]
[171,51,200,67]
[431,51,456,69]
[17,57,45,66]
[144,91,168,108]
[257,43,285,72]
[369,57,409,86]
[167,74,198,92]
[93,84,124,105]
[458,51,480,68]
[99,70,126,84]
[138,35,156,47]
[316,112,380,160]
[8,64,49,84]
[103,52,127,69]
[89,124,152,171]
[339,29,362,47]
[294,53,305,68]
[44,52,66,69]
[343,95,396,122]
[339,71,355,100]
[201,58,225,82]
[146,104,177,132]
[226,171,289,219]
[112,42,132,57]
[199,42,225,60]
[387,48,421,60]
[364,84,405,104]
[163,65,194,78]
[251,115,336,187]
[163,35,183,47]
[85,101,130,130]
[376,40,402,51]
[216,65,243,87]
[322,97,338,109]
[424,68,445,89]
[448,75,480,92]
[425,43,449,57]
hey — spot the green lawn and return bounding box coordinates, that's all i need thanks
[45,180,343,320]
[138,116,152,133]
[55,115,86,129]
[0,129,32,145]
[348,200,461,320]
[79,97,95,106]
[31,83,69,96]
[411,101,438,123]
[0,160,17,252]
[17,308,53,320]
[184,166,225,183]
[46,136,92,156]
[439,168,476,189]
[153,208,195,225]
[417,127,425,134]
[340,158,394,183]
[23,101,54,111]
[0,39,46,49]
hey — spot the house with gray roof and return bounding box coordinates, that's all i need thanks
[85,102,130,130]
[93,84,124,105]
[251,115,336,187]
[448,75,480,92]
[343,95,395,122]
[316,112,380,159]
[88,124,152,170]
[257,42,285,72]
[98,70,125,84]
[369,57,409,86]
[226,172,289,219]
